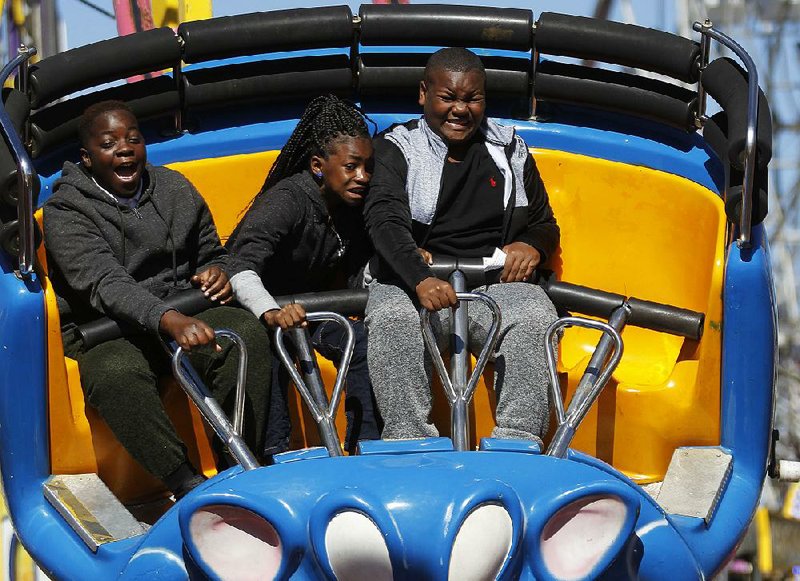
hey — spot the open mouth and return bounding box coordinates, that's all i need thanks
[115,162,140,180]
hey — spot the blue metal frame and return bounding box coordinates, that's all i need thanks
[35,109,723,205]
[0,17,774,580]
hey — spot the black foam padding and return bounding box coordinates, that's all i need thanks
[626,297,704,340]
[77,288,370,350]
[541,280,627,320]
[0,218,41,260]
[543,281,704,340]
[183,56,353,108]
[535,60,696,130]
[29,75,179,158]
[536,12,700,83]
[359,4,533,51]
[725,182,769,226]
[28,28,181,109]
[358,53,530,97]
[702,112,728,167]
[77,279,705,348]
[701,57,772,170]
[0,88,32,208]
[78,289,214,349]
[179,7,354,64]
[280,289,369,316]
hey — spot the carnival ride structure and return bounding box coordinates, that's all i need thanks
[0,4,779,579]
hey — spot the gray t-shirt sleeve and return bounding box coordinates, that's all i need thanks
[230,269,280,318]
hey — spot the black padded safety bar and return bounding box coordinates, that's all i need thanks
[542,281,704,340]
[0,88,32,206]
[29,76,179,159]
[702,111,769,226]
[359,4,533,51]
[28,27,181,109]
[182,56,353,108]
[358,55,530,97]
[701,57,772,170]
[178,6,354,64]
[77,288,369,350]
[536,12,701,84]
[77,277,704,350]
[535,60,696,130]
[427,258,703,339]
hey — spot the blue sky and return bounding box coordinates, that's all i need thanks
[57,0,673,49]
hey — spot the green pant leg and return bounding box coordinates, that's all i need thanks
[76,335,189,481]
[191,305,271,457]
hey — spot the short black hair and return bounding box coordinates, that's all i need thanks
[78,100,136,147]
[424,47,486,84]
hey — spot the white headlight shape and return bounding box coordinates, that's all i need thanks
[189,504,282,581]
[325,511,393,581]
[448,503,513,581]
[540,495,628,580]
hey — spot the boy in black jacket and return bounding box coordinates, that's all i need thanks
[364,48,559,442]
[43,101,270,498]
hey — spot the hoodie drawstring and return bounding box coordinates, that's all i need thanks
[115,204,127,268]
[150,194,179,287]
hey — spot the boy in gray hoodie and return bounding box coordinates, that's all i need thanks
[43,100,270,498]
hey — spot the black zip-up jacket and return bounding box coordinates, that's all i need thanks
[364,117,560,292]
[43,161,227,334]
[225,170,371,295]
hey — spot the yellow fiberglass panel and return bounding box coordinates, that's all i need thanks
[166,147,726,481]
[535,149,726,482]
[168,151,278,241]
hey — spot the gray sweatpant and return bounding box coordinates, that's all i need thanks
[365,280,557,441]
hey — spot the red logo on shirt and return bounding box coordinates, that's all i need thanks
[489,177,497,187]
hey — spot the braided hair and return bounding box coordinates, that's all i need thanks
[257,94,372,197]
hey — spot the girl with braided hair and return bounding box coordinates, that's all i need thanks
[226,94,380,454]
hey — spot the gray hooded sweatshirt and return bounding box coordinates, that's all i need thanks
[43,161,227,335]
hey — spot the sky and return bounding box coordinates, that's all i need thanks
[55,0,674,50]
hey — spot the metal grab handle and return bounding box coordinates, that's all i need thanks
[544,315,624,458]
[273,311,355,457]
[0,46,38,278]
[419,291,502,451]
[171,329,259,471]
[693,22,760,248]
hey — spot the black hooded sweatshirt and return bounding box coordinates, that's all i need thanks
[43,161,227,335]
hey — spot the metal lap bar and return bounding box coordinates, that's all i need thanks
[545,308,626,458]
[171,329,259,470]
[273,311,355,457]
[419,290,502,452]
[693,21,759,248]
[0,46,38,279]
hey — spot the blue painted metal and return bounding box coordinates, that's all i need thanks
[35,107,724,206]
[0,18,771,581]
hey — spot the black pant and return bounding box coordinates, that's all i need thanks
[65,306,271,481]
[265,318,382,455]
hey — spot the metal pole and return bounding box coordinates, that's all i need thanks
[546,310,626,458]
[288,327,330,411]
[273,312,354,457]
[171,331,259,471]
[449,270,470,451]
[0,46,38,279]
[420,291,501,452]
[695,19,712,128]
[694,22,760,248]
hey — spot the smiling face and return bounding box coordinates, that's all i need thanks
[419,67,486,154]
[311,135,374,208]
[80,109,146,198]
